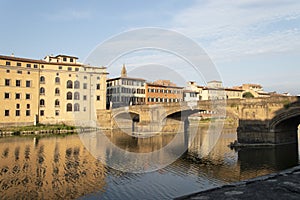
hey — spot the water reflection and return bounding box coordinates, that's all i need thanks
[0,136,106,199]
[0,125,299,199]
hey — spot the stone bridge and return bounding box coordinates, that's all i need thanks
[97,96,300,145]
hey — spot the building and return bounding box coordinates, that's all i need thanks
[187,80,243,100]
[234,83,270,98]
[225,88,244,99]
[106,65,146,108]
[145,80,183,105]
[0,54,108,127]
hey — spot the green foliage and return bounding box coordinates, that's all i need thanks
[282,100,291,109]
[243,92,254,98]
[1,124,76,132]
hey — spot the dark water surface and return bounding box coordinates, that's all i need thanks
[0,128,299,199]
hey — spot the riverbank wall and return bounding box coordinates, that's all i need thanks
[176,164,300,199]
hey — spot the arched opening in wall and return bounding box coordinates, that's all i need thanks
[67,92,72,100]
[74,92,80,100]
[66,103,72,112]
[273,114,300,145]
[74,80,80,89]
[66,80,73,89]
[74,103,80,112]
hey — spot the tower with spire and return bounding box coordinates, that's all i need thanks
[121,64,127,77]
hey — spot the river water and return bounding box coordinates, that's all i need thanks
[0,126,299,199]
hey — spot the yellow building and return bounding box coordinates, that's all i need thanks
[0,54,108,127]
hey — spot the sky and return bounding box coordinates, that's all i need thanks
[1,0,300,94]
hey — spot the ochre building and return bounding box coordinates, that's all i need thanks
[0,54,107,127]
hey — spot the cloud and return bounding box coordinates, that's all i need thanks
[172,0,300,62]
[45,9,92,21]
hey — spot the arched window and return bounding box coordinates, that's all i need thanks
[40,87,45,95]
[55,88,60,95]
[74,80,80,89]
[74,92,80,100]
[74,103,80,112]
[55,77,60,84]
[40,76,45,83]
[67,92,72,100]
[55,99,60,107]
[66,103,72,112]
[40,99,45,106]
[67,80,73,88]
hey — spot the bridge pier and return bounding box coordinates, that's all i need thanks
[237,121,299,145]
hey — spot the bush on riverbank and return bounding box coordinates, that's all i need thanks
[0,123,76,133]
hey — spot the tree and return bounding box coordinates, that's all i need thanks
[243,92,254,98]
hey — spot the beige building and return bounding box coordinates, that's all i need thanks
[0,54,107,127]
[186,81,243,100]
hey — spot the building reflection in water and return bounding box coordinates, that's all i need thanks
[0,122,299,199]
[0,135,106,199]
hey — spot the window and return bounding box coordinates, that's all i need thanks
[58,66,62,70]
[26,110,30,116]
[34,64,38,68]
[66,103,72,112]
[27,104,30,109]
[26,93,31,100]
[67,92,72,100]
[83,95,87,100]
[40,99,45,106]
[83,83,87,89]
[70,58,74,62]
[97,77,100,80]
[40,76,45,83]
[40,87,45,95]
[27,71,30,75]
[55,110,59,116]
[55,99,60,107]
[6,69,10,73]
[55,88,60,95]
[67,80,73,88]
[16,104,20,109]
[5,79,10,86]
[96,96,100,101]
[5,110,9,116]
[6,61,10,66]
[96,84,100,90]
[15,110,20,116]
[16,80,21,87]
[74,103,80,112]
[15,93,21,99]
[74,80,80,89]
[26,80,31,87]
[41,65,44,68]
[40,110,44,116]
[63,57,67,62]
[84,76,87,79]
[75,68,79,71]
[74,92,80,100]
[68,67,72,71]
[4,93,9,99]
[55,77,60,84]
[17,70,22,74]
[17,62,22,66]
[26,64,31,68]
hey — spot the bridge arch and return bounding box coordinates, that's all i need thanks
[270,108,300,131]
[269,108,300,144]
[112,109,140,122]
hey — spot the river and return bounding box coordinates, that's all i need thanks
[0,126,299,199]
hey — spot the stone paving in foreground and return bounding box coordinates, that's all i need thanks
[176,165,300,200]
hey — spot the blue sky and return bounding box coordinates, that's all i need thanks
[1,0,300,94]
